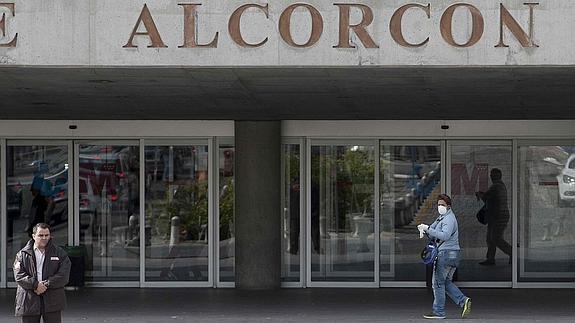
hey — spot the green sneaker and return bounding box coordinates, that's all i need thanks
[462,297,472,318]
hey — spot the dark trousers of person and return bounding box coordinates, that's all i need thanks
[486,224,512,260]
[21,311,61,323]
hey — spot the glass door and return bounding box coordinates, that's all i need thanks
[448,141,513,284]
[6,141,72,283]
[307,140,377,286]
[379,141,442,283]
[74,141,140,283]
[143,140,212,286]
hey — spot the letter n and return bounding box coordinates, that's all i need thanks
[496,3,539,48]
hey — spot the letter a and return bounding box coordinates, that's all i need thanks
[123,4,167,48]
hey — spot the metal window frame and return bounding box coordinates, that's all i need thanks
[281,137,306,288]
[512,139,519,288]
[281,120,575,139]
[1,139,5,288]
[215,137,235,288]
[0,121,234,139]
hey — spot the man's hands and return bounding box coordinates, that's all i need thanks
[35,281,47,295]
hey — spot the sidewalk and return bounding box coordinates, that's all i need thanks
[1,288,574,322]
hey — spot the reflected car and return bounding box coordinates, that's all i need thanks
[558,154,575,206]
[79,177,100,216]
[49,176,69,226]
[7,184,22,237]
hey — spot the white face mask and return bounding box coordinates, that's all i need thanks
[438,205,448,215]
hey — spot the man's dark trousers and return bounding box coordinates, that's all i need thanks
[21,311,61,323]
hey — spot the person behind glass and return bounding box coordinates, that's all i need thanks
[475,168,512,265]
[14,223,71,323]
[418,194,472,319]
[27,162,53,237]
[288,179,300,255]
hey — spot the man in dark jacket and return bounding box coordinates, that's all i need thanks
[475,168,512,265]
[14,223,71,323]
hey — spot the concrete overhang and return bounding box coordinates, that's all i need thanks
[0,67,573,120]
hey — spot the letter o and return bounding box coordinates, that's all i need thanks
[440,3,484,48]
[279,4,323,48]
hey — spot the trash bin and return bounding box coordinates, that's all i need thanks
[62,245,86,287]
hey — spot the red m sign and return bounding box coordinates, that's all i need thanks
[451,163,489,195]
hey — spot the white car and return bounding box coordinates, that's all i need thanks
[558,154,575,206]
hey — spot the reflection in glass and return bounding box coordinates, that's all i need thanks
[379,144,441,281]
[519,145,575,281]
[78,144,140,281]
[450,145,512,281]
[310,144,374,282]
[145,145,209,282]
[7,145,69,282]
[219,145,235,282]
[281,144,300,282]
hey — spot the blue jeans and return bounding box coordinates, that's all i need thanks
[432,250,467,316]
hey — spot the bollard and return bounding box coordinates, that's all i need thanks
[170,216,180,247]
[128,215,138,241]
[395,198,405,226]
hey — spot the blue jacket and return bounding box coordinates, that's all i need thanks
[426,209,460,251]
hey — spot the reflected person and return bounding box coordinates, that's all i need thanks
[475,168,512,265]
[418,194,472,319]
[289,179,300,255]
[28,162,53,237]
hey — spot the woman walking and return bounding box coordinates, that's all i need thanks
[418,194,472,319]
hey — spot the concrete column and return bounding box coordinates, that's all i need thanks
[235,121,281,289]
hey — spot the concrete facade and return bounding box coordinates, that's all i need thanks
[0,0,572,66]
[235,121,281,289]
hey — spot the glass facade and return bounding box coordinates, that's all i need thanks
[0,136,573,288]
[518,144,575,282]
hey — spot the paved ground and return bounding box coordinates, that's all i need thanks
[1,288,574,322]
